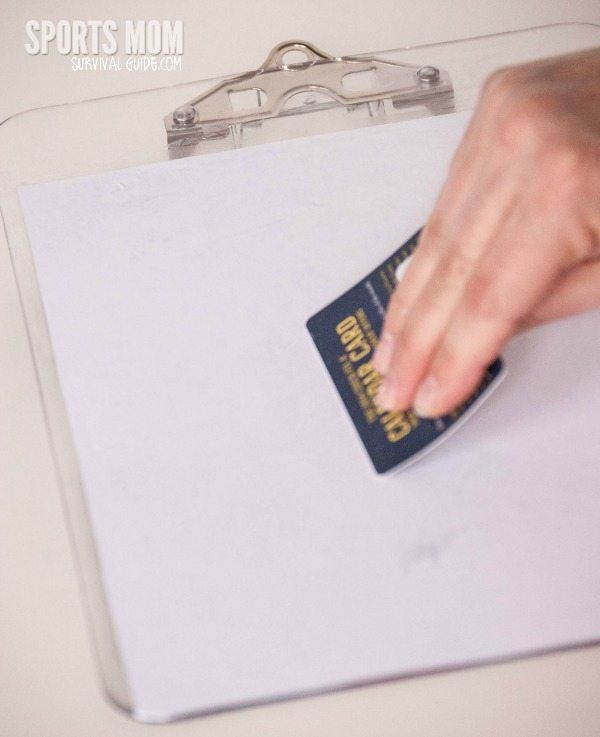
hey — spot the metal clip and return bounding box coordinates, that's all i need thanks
[165,40,453,148]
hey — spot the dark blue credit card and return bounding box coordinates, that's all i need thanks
[306,230,505,474]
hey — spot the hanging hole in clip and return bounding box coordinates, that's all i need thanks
[342,68,377,92]
[228,88,267,112]
[280,48,314,70]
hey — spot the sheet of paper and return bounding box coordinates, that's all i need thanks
[19,111,600,722]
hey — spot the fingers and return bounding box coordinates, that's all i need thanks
[373,77,534,379]
[373,183,478,373]
[526,259,600,326]
[374,52,600,419]
[376,166,521,411]
[410,311,512,419]
[403,217,575,418]
[373,106,497,374]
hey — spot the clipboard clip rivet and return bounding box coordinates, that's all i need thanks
[417,66,440,84]
[173,105,196,125]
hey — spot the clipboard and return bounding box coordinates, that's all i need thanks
[2,24,600,723]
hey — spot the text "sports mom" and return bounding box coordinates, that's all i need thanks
[24,20,183,55]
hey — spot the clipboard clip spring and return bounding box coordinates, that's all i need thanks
[165,40,454,151]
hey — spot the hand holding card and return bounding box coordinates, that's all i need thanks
[306,231,505,474]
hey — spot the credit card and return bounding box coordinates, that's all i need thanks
[306,230,505,474]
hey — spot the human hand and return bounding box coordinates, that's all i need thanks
[373,47,600,418]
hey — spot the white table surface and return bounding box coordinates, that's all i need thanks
[2,2,600,735]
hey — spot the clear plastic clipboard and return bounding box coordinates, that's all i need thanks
[2,23,599,721]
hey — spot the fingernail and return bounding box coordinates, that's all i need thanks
[376,376,398,411]
[413,375,440,418]
[373,332,394,374]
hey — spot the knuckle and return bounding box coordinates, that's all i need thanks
[499,91,556,147]
[546,140,587,181]
[396,324,426,358]
[482,67,522,100]
[438,249,477,287]
[421,214,446,249]
[386,290,410,329]
[529,142,592,230]
[462,273,506,322]
[544,146,588,206]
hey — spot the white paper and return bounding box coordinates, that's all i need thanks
[19,112,600,722]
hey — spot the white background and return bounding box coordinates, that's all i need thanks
[1,2,600,736]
